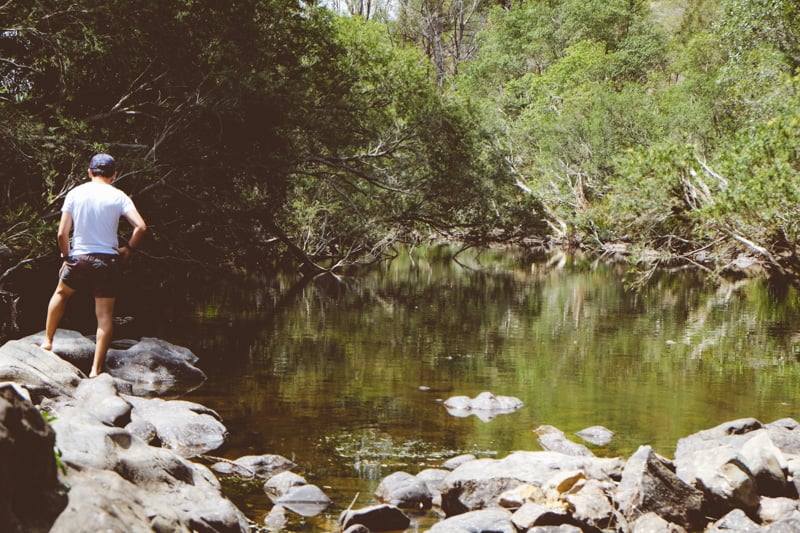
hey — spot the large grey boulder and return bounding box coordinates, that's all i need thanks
[439,450,623,517]
[0,336,246,532]
[123,395,227,457]
[675,418,764,459]
[375,470,433,509]
[675,418,797,502]
[675,444,759,518]
[49,468,188,533]
[48,397,246,531]
[616,445,705,531]
[0,340,81,402]
[0,385,67,533]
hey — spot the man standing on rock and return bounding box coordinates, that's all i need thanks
[40,154,147,377]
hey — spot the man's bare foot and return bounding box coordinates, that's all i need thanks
[88,370,102,378]
[39,341,53,351]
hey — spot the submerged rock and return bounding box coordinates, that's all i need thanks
[576,425,615,446]
[276,484,332,517]
[212,454,295,479]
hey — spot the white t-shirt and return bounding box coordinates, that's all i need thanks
[62,181,136,255]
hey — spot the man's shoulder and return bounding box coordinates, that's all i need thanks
[67,182,132,205]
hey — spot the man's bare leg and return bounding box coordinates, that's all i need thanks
[40,281,76,351]
[90,296,116,377]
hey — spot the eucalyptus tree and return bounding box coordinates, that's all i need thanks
[455,0,666,241]
[393,0,493,86]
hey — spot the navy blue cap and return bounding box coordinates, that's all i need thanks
[89,153,116,176]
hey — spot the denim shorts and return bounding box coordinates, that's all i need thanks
[60,254,121,297]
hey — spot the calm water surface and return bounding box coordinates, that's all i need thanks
[22,246,800,530]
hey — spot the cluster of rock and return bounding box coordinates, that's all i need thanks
[0,330,247,532]
[346,418,800,532]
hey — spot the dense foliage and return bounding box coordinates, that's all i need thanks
[1,0,800,331]
[452,0,800,280]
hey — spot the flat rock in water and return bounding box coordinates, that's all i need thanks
[444,391,523,422]
[124,395,227,457]
[264,471,308,502]
[576,425,615,446]
[276,484,331,517]
[211,454,295,479]
[106,337,207,397]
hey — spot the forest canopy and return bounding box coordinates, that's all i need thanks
[1,0,799,304]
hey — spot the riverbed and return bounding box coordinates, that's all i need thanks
[16,246,800,530]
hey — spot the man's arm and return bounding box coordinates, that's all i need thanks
[118,209,147,260]
[57,211,73,258]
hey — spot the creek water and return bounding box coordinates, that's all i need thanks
[16,245,800,530]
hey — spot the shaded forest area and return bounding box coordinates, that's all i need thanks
[1,0,799,336]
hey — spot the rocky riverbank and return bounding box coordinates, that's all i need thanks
[2,330,800,532]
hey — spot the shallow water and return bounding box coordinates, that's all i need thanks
[19,246,800,530]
